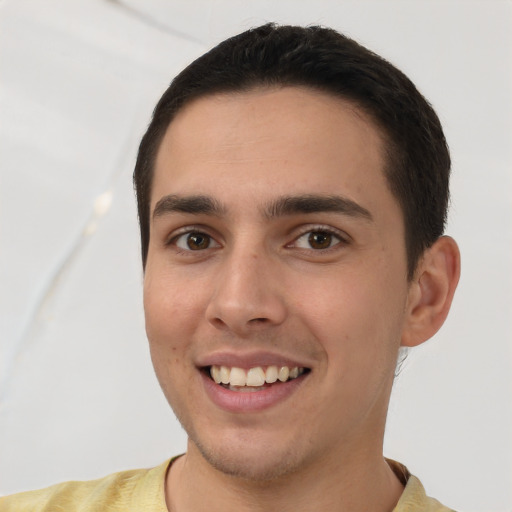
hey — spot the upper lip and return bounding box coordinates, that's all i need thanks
[196,350,312,370]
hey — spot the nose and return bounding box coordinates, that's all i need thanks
[205,248,287,336]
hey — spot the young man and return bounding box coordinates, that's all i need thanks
[1,24,460,511]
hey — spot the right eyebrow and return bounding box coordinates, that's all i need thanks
[152,194,226,219]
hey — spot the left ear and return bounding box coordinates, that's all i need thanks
[401,236,461,347]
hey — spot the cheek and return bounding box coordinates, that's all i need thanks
[295,263,407,364]
[143,276,199,400]
[143,276,201,394]
[144,267,207,345]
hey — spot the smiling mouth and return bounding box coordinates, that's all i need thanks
[205,365,309,392]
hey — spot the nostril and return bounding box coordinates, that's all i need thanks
[210,317,227,329]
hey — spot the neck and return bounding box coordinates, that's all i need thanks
[166,441,404,512]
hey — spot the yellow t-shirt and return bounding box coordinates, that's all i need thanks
[0,458,455,511]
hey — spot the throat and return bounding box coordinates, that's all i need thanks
[168,443,406,512]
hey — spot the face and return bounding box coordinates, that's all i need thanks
[144,87,414,480]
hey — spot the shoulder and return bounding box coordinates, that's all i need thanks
[388,459,456,512]
[395,474,455,512]
[0,459,171,512]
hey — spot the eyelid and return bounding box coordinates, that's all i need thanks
[287,224,350,249]
[166,225,222,250]
[164,223,349,252]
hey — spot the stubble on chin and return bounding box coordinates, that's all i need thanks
[183,429,311,483]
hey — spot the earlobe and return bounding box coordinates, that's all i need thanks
[401,236,461,347]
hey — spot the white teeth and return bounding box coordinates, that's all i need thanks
[220,366,230,385]
[210,366,221,384]
[265,365,278,383]
[229,367,246,386]
[278,366,290,382]
[246,367,266,386]
[289,367,299,379]
[209,365,305,387]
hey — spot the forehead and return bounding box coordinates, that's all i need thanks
[152,86,395,217]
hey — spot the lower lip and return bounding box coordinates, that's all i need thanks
[200,371,307,413]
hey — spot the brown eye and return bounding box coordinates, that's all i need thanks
[308,231,333,249]
[174,231,217,251]
[292,229,343,251]
[186,233,210,250]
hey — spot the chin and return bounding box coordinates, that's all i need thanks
[198,444,299,482]
[188,428,307,482]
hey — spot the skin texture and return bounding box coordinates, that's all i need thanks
[143,87,460,511]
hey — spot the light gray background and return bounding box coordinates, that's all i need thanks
[1,1,511,510]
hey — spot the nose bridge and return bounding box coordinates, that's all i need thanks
[206,238,286,333]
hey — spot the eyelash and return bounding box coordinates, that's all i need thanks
[167,225,349,254]
[288,226,348,252]
[167,227,220,254]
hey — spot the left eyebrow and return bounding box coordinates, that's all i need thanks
[264,194,373,221]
